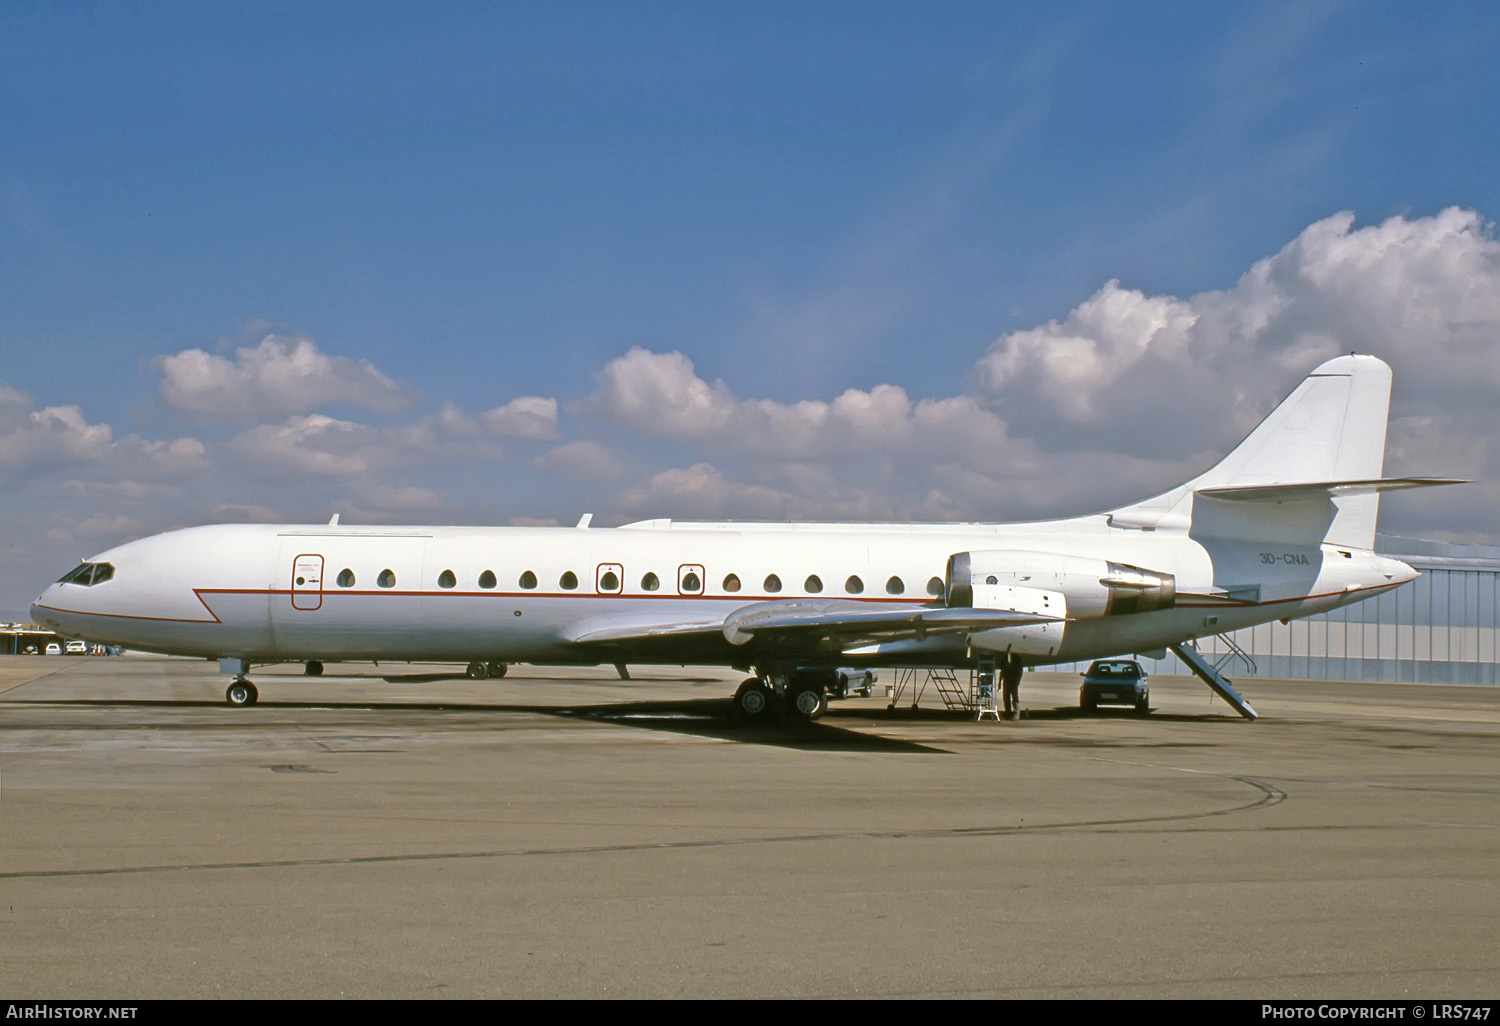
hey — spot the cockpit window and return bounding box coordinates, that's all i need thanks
[58,562,114,586]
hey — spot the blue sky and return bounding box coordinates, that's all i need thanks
[3,1,1500,611]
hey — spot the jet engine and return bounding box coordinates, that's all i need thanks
[945,550,1175,618]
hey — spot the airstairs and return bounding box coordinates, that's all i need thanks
[1211,633,1258,676]
[1170,641,1259,721]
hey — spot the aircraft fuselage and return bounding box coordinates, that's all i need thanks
[30,516,1413,670]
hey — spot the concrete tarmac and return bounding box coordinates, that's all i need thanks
[1,655,1497,999]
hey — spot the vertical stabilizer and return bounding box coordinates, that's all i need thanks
[1109,355,1393,548]
[1188,354,1391,492]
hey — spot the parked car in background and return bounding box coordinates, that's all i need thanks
[45,642,61,655]
[65,640,87,654]
[1080,659,1150,714]
[832,668,876,699]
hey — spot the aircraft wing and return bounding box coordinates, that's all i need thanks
[568,599,1062,653]
[720,599,1059,646]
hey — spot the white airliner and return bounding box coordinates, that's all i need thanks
[31,354,1461,723]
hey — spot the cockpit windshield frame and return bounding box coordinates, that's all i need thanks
[57,562,115,586]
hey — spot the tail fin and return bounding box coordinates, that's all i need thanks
[1109,354,1401,548]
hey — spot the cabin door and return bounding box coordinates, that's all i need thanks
[290,553,325,610]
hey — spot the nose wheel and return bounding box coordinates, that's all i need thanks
[226,678,259,706]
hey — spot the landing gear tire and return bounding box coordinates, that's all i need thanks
[786,681,828,723]
[304,661,323,676]
[486,662,508,679]
[729,678,775,726]
[226,680,258,706]
[466,661,488,680]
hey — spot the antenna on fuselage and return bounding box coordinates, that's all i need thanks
[328,513,340,525]
[576,513,593,529]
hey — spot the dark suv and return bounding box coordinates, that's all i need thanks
[1080,659,1150,714]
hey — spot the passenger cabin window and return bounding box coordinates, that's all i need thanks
[519,571,537,589]
[378,569,396,588]
[479,570,497,589]
[886,576,904,595]
[337,569,356,588]
[600,570,619,591]
[805,575,823,594]
[560,571,578,590]
[764,574,782,593]
[845,575,864,595]
[722,573,741,592]
[438,570,457,589]
[927,577,944,597]
[641,572,660,591]
[680,571,701,592]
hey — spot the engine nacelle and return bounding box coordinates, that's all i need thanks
[945,549,1175,619]
[965,583,1068,657]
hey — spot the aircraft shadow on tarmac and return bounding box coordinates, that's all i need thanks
[18,694,946,753]
[17,685,1242,752]
[545,698,949,752]
[338,671,724,685]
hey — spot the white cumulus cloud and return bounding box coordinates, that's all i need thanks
[534,440,627,480]
[973,207,1500,456]
[156,335,421,420]
[482,396,559,440]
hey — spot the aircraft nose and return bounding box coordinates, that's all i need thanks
[31,586,67,630]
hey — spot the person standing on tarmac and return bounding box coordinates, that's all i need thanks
[1001,656,1023,720]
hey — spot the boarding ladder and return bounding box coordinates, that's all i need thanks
[888,667,977,713]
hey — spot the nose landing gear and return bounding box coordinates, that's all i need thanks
[226,678,259,706]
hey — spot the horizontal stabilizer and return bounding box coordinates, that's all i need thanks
[1197,477,1467,503]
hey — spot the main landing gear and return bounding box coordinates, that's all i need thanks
[728,669,832,727]
[466,661,509,680]
[730,678,775,725]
